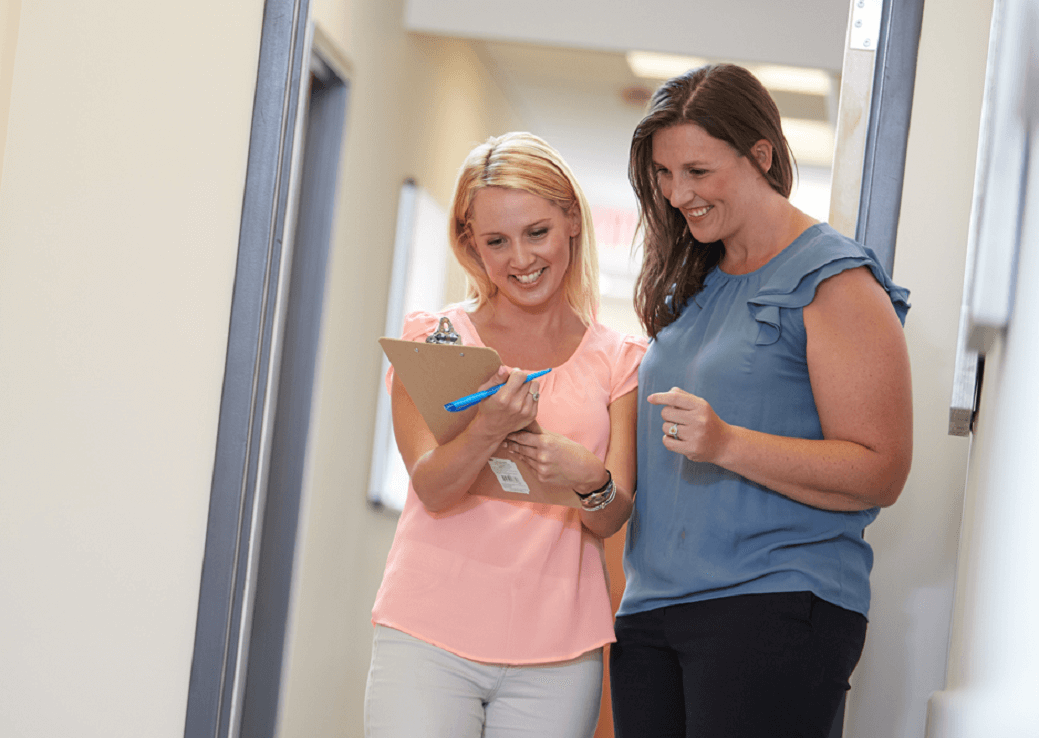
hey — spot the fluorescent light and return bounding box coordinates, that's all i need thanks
[626,51,707,80]
[748,64,833,96]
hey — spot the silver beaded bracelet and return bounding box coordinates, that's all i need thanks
[577,471,616,512]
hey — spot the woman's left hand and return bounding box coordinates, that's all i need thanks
[505,428,601,489]
[647,387,732,464]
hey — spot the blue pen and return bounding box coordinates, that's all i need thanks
[444,368,552,412]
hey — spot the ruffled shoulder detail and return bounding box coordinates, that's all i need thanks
[399,309,449,343]
[747,224,911,346]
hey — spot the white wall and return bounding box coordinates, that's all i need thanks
[0,0,525,734]
[844,0,994,735]
[0,0,20,187]
[0,1,265,736]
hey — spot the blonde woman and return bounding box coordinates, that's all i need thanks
[365,132,646,738]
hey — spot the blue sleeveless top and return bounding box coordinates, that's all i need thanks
[619,223,910,618]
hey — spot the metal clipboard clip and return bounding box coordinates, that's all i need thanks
[425,316,461,345]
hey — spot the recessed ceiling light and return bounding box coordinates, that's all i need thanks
[748,64,834,97]
[625,51,708,81]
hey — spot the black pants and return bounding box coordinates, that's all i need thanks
[610,592,867,738]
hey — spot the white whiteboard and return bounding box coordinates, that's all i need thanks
[367,181,449,511]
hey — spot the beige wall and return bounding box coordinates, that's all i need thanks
[275,2,523,735]
[0,0,525,734]
[844,0,993,735]
[0,1,265,737]
[0,0,21,187]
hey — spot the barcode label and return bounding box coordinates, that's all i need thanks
[488,458,530,494]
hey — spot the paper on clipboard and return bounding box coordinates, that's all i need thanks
[378,336,581,508]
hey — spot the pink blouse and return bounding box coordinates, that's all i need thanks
[372,307,646,664]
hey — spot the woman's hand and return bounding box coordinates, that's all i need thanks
[642,268,913,512]
[469,366,542,443]
[392,366,542,513]
[647,387,732,464]
[504,428,603,490]
[507,388,638,539]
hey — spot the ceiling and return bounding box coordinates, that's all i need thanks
[403,2,850,295]
[404,0,850,71]
[404,0,849,192]
[471,40,841,204]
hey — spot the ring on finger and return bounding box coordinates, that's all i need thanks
[530,389,540,402]
[667,423,680,440]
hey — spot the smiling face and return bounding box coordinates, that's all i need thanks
[469,186,579,312]
[651,123,771,246]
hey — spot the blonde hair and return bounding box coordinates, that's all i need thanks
[448,132,599,325]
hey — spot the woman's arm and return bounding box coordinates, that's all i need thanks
[505,388,638,537]
[650,266,912,511]
[582,389,637,536]
[393,366,541,513]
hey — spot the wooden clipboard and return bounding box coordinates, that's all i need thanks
[379,336,581,508]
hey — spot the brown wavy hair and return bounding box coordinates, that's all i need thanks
[631,63,795,337]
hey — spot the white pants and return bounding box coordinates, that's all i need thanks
[364,625,603,738]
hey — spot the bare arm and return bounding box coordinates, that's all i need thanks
[582,388,637,536]
[507,388,638,537]
[392,366,541,513]
[650,266,912,511]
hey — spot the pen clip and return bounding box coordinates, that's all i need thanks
[425,316,462,345]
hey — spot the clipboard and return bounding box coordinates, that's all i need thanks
[379,321,581,508]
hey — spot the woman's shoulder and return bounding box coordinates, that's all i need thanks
[782,222,873,266]
[399,310,443,342]
[576,321,648,382]
[571,321,646,399]
[742,224,911,344]
[585,320,648,353]
[761,223,909,314]
[400,304,476,343]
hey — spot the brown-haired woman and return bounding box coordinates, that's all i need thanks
[610,64,913,737]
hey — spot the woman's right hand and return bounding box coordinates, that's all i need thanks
[469,366,542,442]
[648,386,732,464]
[390,367,542,513]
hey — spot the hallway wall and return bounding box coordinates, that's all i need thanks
[0,0,20,188]
[0,0,521,734]
[0,1,266,736]
[844,0,994,734]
